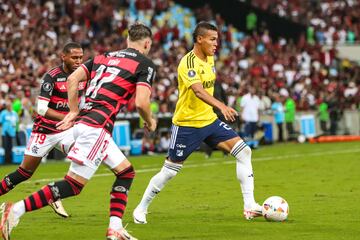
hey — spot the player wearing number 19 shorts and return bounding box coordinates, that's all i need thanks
[133,22,262,225]
[0,42,85,218]
[0,23,157,240]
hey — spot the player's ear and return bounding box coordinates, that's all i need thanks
[60,53,65,62]
[144,39,152,50]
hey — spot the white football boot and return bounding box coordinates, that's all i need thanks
[243,202,263,220]
[106,228,138,240]
[0,202,19,240]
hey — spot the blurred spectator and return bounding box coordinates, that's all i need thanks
[284,95,296,140]
[0,99,18,163]
[240,86,260,139]
[158,131,170,153]
[271,94,285,142]
[318,99,329,134]
[246,11,257,32]
[328,92,341,135]
[142,135,155,155]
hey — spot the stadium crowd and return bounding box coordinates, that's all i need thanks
[250,0,360,45]
[0,0,359,151]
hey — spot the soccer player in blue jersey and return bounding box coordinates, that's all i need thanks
[133,21,262,224]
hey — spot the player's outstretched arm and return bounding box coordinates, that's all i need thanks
[57,66,87,130]
[135,85,156,132]
[135,85,157,132]
[190,82,238,122]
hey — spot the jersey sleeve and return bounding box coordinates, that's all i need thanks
[38,73,55,102]
[177,59,201,88]
[136,59,156,90]
[81,58,94,81]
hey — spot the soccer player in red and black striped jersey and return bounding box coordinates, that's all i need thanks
[0,23,157,240]
[0,42,84,218]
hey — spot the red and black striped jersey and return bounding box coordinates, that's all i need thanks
[77,48,156,134]
[33,65,86,134]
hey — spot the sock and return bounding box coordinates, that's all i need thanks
[12,200,26,220]
[0,167,33,196]
[24,175,84,212]
[109,166,135,231]
[231,140,256,209]
[136,160,182,211]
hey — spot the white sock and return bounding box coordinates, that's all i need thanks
[109,216,123,231]
[231,140,256,209]
[136,160,182,211]
[12,201,25,220]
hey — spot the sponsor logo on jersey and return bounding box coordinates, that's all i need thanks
[56,101,69,108]
[188,70,196,78]
[57,77,66,82]
[56,82,67,91]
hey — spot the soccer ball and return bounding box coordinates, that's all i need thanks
[262,196,289,222]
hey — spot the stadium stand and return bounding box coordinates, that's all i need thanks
[0,0,359,154]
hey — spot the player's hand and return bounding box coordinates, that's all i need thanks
[220,106,238,122]
[56,111,79,131]
[144,118,157,132]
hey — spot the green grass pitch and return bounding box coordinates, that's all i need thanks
[0,141,359,239]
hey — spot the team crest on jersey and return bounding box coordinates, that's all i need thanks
[188,70,196,78]
[32,145,39,154]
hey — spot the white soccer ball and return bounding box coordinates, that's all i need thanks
[262,196,289,222]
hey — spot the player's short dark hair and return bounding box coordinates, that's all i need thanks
[193,21,218,43]
[63,42,82,54]
[128,22,152,41]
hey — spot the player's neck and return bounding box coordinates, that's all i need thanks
[62,63,70,74]
[192,47,207,62]
[127,43,145,55]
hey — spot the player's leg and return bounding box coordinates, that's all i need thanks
[0,132,58,196]
[0,123,100,239]
[206,119,261,220]
[102,138,137,239]
[133,124,201,224]
[0,155,41,196]
[0,168,87,239]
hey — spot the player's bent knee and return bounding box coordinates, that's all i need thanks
[161,160,182,180]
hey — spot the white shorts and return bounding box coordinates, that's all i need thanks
[68,123,127,180]
[25,128,75,157]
